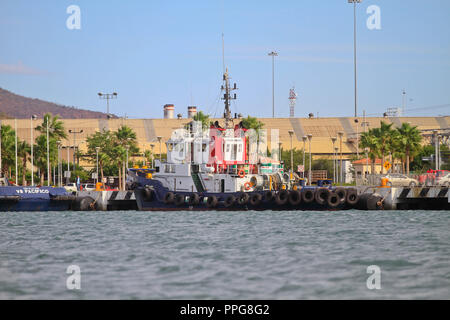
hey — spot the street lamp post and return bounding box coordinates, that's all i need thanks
[348,0,362,117]
[331,137,337,183]
[157,136,162,162]
[354,118,359,158]
[46,117,50,186]
[338,131,344,184]
[335,147,339,183]
[98,92,118,119]
[95,147,100,184]
[433,130,438,170]
[268,51,278,118]
[278,142,282,164]
[57,141,61,187]
[30,115,37,185]
[307,134,313,186]
[69,129,83,171]
[288,130,294,173]
[66,146,70,185]
[150,144,155,168]
[14,119,17,185]
[302,136,307,178]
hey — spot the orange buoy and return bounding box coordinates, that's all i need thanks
[238,169,246,178]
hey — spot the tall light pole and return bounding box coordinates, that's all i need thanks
[30,115,37,185]
[66,146,70,184]
[150,144,155,168]
[335,147,339,183]
[302,136,307,178]
[338,131,344,184]
[98,92,117,119]
[348,0,361,117]
[288,130,294,173]
[157,136,162,162]
[354,118,359,158]
[57,141,62,187]
[433,130,439,170]
[278,142,282,164]
[69,129,83,171]
[268,51,278,118]
[46,116,50,186]
[331,137,337,183]
[307,134,313,186]
[14,119,17,185]
[95,146,100,184]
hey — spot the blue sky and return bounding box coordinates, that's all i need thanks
[0,0,449,119]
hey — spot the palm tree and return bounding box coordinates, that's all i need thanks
[192,111,211,130]
[241,116,265,161]
[114,126,139,190]
[17,140,30,186]
[396,123,422,175]
[36,113,67,140]
[359,131,380,174]
[86,130,114,184]
[0,124,16,178]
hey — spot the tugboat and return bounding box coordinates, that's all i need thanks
[0,176,75,212]
[128,69,360,211]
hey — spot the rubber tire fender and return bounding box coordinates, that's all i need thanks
[315,188,330,206]
[206,196,218,208]
[288,190,302,206]
[164,192,175,204]
[334,187,347,203]
[224,195,236,208]
[264,191,275,203]
[249,193,263,206]
[346,188,359,206]
[275,189,289,205]
[327,192,340,208]
[237,192,250,205]
[188,193,200,206]
[301,189,315,204]
[174,194,186,206]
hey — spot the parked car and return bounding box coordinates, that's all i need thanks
[384,174,419,187]
[437,173,450,187]
[64,183,77,192]
[82,183,96,191]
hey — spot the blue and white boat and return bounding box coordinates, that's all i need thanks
[0,177,74,211]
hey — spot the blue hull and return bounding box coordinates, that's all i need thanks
[0,186,72,212]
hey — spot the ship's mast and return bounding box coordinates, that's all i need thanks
[220,34,237,130]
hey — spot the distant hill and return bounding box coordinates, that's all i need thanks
[0,88,117,119]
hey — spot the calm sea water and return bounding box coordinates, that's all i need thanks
[0,210,449,300]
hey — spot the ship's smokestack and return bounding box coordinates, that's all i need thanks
[164,104,175,119]
[187,106,197,119]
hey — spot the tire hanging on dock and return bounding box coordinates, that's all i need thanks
[315,188,330,206]
[206,196,218,208]
[164,192,175,204]
[264,191,275,203]
[275,190,289,205]
[74,196,95,211]
[327,192,340,208]
[301,189,315,204]
[175,194,186,206]
[224,195,236,208]
[143,188,154,201]
[334,187,347,204]
[237,193,250,205]
[346,188,359,206]
[288,190,302,206]
[249,193,262,206]
[188,193,200,206]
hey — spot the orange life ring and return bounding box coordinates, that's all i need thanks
[238,169,246,178]
[244,182,252,190]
